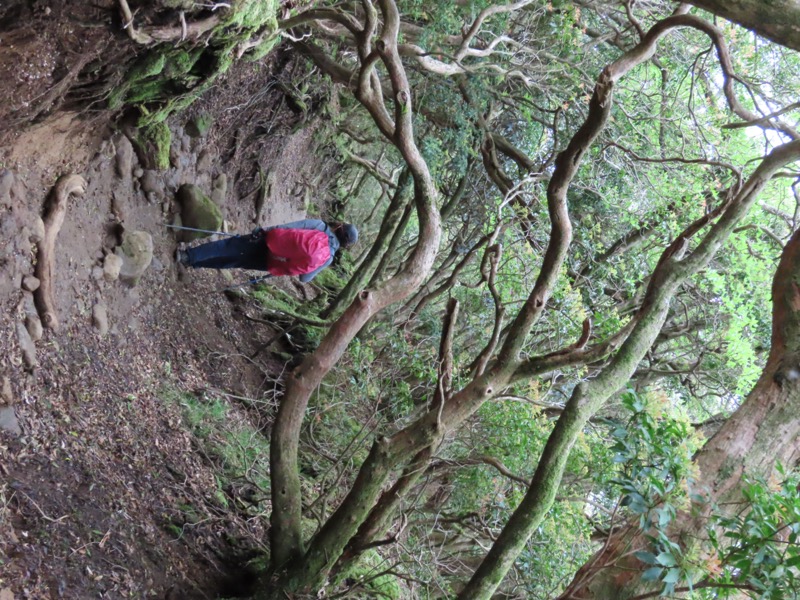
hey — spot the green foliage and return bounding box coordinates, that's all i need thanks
[602,390,702,595]
[336,549,403,599]
[164,388,271,495]
[706,467,800,599]
[251,284,329,332]
[140,121,172,170]
[111,0,280,125]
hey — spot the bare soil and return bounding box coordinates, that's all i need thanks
[0,9,338,598]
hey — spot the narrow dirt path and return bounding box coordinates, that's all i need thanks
[0,67,324,596]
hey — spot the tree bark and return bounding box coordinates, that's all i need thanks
[685,0,800,53]
[322,168,412,318]
[269,0,441,576]
[34,174,86,332]
[460,134,800,600]
[560,224,800,599]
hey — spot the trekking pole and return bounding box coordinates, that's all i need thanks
[166,224,239,237]
[219,274,273,294]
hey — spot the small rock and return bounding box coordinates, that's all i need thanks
[28,216,45,243]
[92,303,109,336]
[140,170,160,195]
[17,229,33,257]
[92,266,104,281]
[0,406,21,436]
[11,179,27,208]
[110,191,126,222]
[115,230,154,284]
[26,313,43,342]
[15,321,37,371]
[175,184,223,241]
[20,290,35,313]
[115,136,134,179]
[21,275,40,292]
[196,149,213,173]
[1,377,13,405]
[211,174,227,205]
[133,167,144,179]
[170,145,180,169]
[147,191,159,205]
[181,134,191,152]
[0,169,14,206]
[100,139,115,159]
[103,253,123,282]
[150,257,164,272]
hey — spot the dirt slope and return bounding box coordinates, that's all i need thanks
[0,49,330,598]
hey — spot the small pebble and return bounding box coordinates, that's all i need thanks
[21,275,40,292]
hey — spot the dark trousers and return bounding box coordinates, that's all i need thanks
[186,235,269,271]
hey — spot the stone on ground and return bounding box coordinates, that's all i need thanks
[175,184,223,241]
[1,377,13,405]
[0,169,14,207]
[211,174,227,205]
[0,406,20,435]
[26,313,43,342]
[21,275,40,292]
[115,230,154,284]
[115,135,134,179]
[186,113,212,138]
[26,216,45,243]
[140,170,161,196]
[92,302,109,336]
[103,253,123,282]
[15,320,37,370]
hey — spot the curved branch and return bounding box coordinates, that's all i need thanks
[270,0,442,583]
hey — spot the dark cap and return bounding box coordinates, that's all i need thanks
[337,223,359,247]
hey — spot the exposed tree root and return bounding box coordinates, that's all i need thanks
[117,0,220,45]
[34,174,87,332]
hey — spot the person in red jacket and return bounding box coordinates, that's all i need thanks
[176,219,358,283]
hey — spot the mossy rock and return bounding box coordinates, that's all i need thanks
[186,112,213,138]
[176,184,223,241]
[108,0,281,123]
[158,0,196,12]
[115,230,154,285]
[129,122,172,171]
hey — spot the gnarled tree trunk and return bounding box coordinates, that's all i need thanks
[559,224,800,599]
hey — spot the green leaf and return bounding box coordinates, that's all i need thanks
[785,555,800,568]
[662,568,681,584]
[642,567,664,582]
[634,551,657,565]
[656,552,677,567]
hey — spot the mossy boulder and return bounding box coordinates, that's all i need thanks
[176,184,223,241]
[115,230,154,284]
[129,122,172,171]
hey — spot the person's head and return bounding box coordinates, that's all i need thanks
[333,223,359,248]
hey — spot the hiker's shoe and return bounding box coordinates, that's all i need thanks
[175,248,190,266]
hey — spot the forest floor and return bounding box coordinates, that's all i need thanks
[0,6,335,597]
